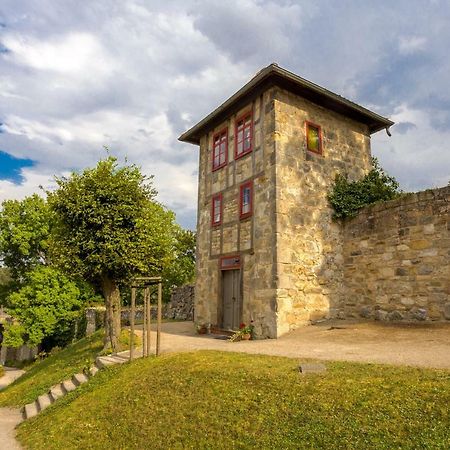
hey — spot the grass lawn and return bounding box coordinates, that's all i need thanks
[0,364,4,378]
[18,351,450,450]
[0,331,103,407]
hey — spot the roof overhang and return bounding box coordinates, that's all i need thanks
[179,64,394,145]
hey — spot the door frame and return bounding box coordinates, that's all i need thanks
[218,255,243,330]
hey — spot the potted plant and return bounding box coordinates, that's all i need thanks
[229,322,254,342]
[196,323,210,335]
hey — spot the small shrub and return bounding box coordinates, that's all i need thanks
[328,157,401,219]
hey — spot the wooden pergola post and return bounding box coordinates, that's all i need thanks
[145,286,151,357]
[130,286,136,362]
[130,276,163,358]
[156,280,162,356]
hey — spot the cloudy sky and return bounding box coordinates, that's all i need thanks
[0,0,449,229]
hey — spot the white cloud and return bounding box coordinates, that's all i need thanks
[2,32,115,75]
[398,36,427,55]
[0,0,449,229]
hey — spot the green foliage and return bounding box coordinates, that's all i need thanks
[3,266,84,347]
[0,194,53,280]
[328,157,401,219]
[1,322,26,348]
[16,351,450,450]
[48,156,176,285]
[0,267,15,306]
[161,227,195,301]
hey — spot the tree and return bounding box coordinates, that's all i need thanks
[48,157,176,351]
[0,267,14,306]
[0,194,53,281]
[3,266,84,347]
[162,228,195,301]
[328,157,401,219]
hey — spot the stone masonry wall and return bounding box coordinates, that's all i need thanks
[342,186,450,321]
[195,88,278,337]
[273,88,372,335]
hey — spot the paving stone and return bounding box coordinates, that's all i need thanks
[49,385,65,402]
[37,394,52,411]
[23,402,38,420]
[89,365,99,377]
[61,380,77,394]
[72,373,89,386]
[299,363,327,374]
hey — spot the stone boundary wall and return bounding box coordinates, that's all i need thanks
[164,284,194,321]
[342,186,450,322]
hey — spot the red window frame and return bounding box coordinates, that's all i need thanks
[305,121,323,155]
[212,128,228,171]
[234,111,253,160]
[239,181,253,220]
[211,193,223,227]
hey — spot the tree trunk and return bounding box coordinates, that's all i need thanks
[101,276,122,352]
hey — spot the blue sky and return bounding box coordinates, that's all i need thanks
[0,0,449,229]
[0,150,34,183]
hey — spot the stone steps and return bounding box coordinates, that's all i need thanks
[21,350,136,420]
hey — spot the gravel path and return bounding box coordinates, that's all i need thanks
[135,320,450,369]
[0,367,25,450]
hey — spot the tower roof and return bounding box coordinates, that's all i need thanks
[179,63,394,145]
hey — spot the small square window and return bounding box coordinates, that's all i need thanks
[239,181,253,219]
[306,121,322,154]
[235,112,253,159]
[212,129,228,171]
[211,193,222,226]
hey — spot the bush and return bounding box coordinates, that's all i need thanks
[328,158,401,219]
[3,267,85,348]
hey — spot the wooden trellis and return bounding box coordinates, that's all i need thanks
[129,276,162,361]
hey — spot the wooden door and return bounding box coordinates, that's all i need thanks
[222,269,241,330]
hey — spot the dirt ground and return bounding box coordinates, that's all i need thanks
[138,320,450,369]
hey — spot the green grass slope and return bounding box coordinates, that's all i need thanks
[0,331,103,407]
[18,351,450,450]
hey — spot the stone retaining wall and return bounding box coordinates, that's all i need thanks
[342,186,450,322]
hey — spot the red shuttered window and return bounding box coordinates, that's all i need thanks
[239,181,253,219]
[211,193,222,226]
[235,112,252,159]
[212,128,228,171]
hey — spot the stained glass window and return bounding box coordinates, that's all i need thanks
[306,122,322,154]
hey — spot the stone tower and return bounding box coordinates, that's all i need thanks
[179,64,393,338]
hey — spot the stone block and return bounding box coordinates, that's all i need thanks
[299,363,327,374]
[444,303,450,320]
[388,310,404,321]
[359,306,372,318]
[375,310,388,321]
[410,239,431,250]
[413,308,427,321]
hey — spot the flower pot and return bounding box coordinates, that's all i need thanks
[241,333,251,340]
[197,327,208,335]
